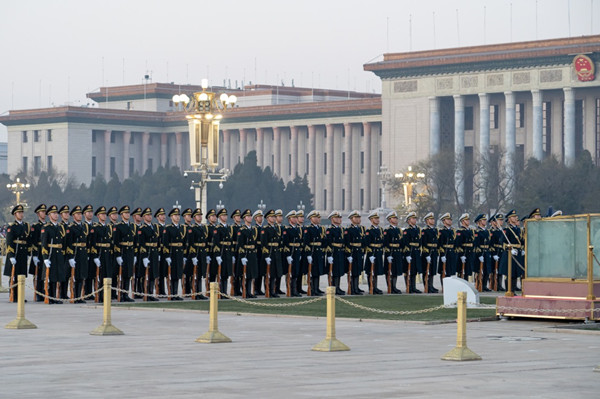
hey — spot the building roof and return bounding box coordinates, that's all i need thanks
[364,35,600,78]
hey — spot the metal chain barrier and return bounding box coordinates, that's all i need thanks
[335,296,453,315]
[219,291,326,307]
[110,286,208,300]
[25,284,103,303]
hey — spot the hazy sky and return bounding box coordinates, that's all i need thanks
[1,0,598,140]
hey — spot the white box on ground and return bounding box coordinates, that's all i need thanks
[443,276,480,308]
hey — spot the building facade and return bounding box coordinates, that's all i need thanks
[365,35,600,208]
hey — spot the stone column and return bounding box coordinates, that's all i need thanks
[504,91,516,198]
[429,97,441,156]
[142,132,150,173]
[478,93,490,204]
[175,132,183,171]
[325,124,334,211]
[351,124,361,210]
[290,126,299,178]
[256,128,264,168]
[453,95,465,206]
[104,130,111,178]
[563,87,576,167]
[343,123,352,211]
[531,90,544,161]
[308,125,316,200]
[362,122,371,210]
[239,128,247,163]
[222,130,231,170]
[161,133,168,167]
[122,130,131,178]
[273,127,281,176]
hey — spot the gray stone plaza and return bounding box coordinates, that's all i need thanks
[1,281,599,398]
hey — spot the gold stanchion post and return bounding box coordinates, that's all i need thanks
[5,275,37,329]
[312,286,350,352]
[90,278,124,336]
[195,282,231,343]
[441,291,481,361]
[505,247,514,297]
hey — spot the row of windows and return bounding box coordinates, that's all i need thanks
[462,104,525,131]
[22,156,53,176]
[91,156,154,177]
[91,131,147,145]
[22,130,52,143]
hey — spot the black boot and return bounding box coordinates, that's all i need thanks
[497,275,505,291]
[411,274,422,294]
[352,277,363,295]
[372,276,383,295]
[276,277,285,295]
[270,278,280,298]
[246,280,256,298]
[334,276,345,295]
[291,278,301,297]
[254,277,265,295]
[482,274,491,292]
[391,276,402,294]
[428,274,439,293]
[315,276,324,294]
[311,277,322,296]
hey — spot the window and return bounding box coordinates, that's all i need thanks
[34,156,41,176]
[360,151,364,173]
[379,151,382,167]
[127,101,132,110]
[110,131,115,143]
[92,156,96,177]
[324,153,327,174]
[47,130,52,141]
[361,127,364,137]
[342,127,345,138]
[129,134,134,144]
[324,128,327,138]
[342,189,345,207]
[110,157,116,176]
[490,105,499,129]
[22,157,28,174]
[323,189,327,207]
[464,106,474,130]
[288,154,291,176]
[22,131,28,143]
[271,154,274,169]
[129,158,134,176]
[148,158,153,172]
[360,189,364,208]
[34,130,40,142]
[516,103,525,128]
[92,131,97,143]
[148,135,153,145]
[47,156,53,171]
[342,152,346,174]
[543,101,552,157]
[306,154,309,174]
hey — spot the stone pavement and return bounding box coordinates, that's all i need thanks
[1,279,599,398]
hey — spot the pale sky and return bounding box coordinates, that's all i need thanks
[1,0,598,140]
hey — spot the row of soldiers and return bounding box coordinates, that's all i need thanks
[3,202,540,303]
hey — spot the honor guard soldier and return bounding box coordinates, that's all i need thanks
[113,206,136,302]
[82,204,96,297]
[252,210,265,295]
[365,210,384,295]
[59,205,70,225]
[303,210,326,296]
[236,209,259,298]
[528,208,542,220]
[29,204,47,302]
[40,205,66,304]
[131,207,144,297]
[211,208,234,296]
[383,211,402,294]
[67,205,90,303]
[344,210,366,295]
[138,207,160,301]
[181,208,194,296]
[283,210,303,297]
[106,206,119,298]
[91,206,113,302]
[488,213,505,291]
[188,208,209,300]
[153,207,168,295]
[230,209,243,295]
[473,214,491,292]
[57,205,71,299]
[273,209,286,295]
[420,212,440,293]
[500,209,524,292]
[163,207,189,300]
[261,209,284,297]
[325,210,346,295]
[455,213,475,280]
[294,210,307,295]
[438,212,457,287]
[205,208,218,287]
[402,211,422,294]
[4,204,30,302]
[108,206,119,226]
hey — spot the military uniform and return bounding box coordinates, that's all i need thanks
[420,212,440,293]
[283,212,303,297]
[383,211,402,294]
[40,205,67,304]
[138,208,161,301]
[500,209,524,291]
[402,212,422,294]
[438,213,457,286]
[91,207,114,301]
[303,211,326,296]
[344,211,366,295]
[188,208,209,299]
[261,210,284,297]
[252,210,265,296]
[4,205,30,302]
[325,211,346,295]
[454,214,475,279]
[488,214,506,291]
[236,209,259,298]
[473,214,491,292]
[66,206,90,303]
[113,206,137,302]
[211,208,234,295]
[28,204,47,301]
[162,208,189,300]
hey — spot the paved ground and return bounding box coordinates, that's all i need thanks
[1,276,599,398]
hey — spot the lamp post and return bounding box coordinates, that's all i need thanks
[6,177,30,205]
[395,166,425,206]
[257,200,266,212]
[377,165,391,209]
[173,79,237,210]
[297,201,306,212]
[216,200,225,212]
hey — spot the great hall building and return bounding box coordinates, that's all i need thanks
[1,35,599,213]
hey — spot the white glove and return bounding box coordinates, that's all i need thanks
[206,256,211,264]
[387,256,393,263]
[241,257,248,266]
[441,256,447,263]
[232,256,236,264]
[511,248,518,256]
[93,258,101,267]
[369,256,376,263]
[286,256,293,264]
[521,250,526,256]
[9,257,16,265]
[405,256,412,263]
[478,256,484,263]
[69,259,76,268]
[166,257,172,265]
[116,256,123,266]
[493,255,499,261]
[460,256,466,263]
[265,257,272,265]
[216,256,222,265]
[134,256,137,264]
[44,259,51,268]
[327,256,334,264]
[192,257,198,266]
[143,258,150,268]
[183,257,187,264]
[306,255,313,263]
[426,255,432,263]
[347,256,353,263]
[33,256,40,265]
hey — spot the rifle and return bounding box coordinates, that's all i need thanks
[33,246,39,302]
[154,255,160,299]
[144,259,149,301]
[347,257,352,295]
[45,239,53,304]
[493,259,499,291]
[117,262,123,302]
[286,260,292,297]
[369,258,374,295]
[441,258,446,293]
[306,261,311,297]
[9,241,17,302]
[386,257,392,294]
[406,257,412,294]
[167,261,172,300]
[461,257,466,279]
[424,259,430,294]
[327,257,333,288]
[242,263,247,298]
[95,258,100,303]
[70,245,79,303]
[192,259,198,300]
[477,259,484,291]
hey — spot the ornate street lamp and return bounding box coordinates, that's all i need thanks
[173,79,237,210]
[6,177,30,206]
[377,165,391,209]
[216,200,225,211]
[297,201,305,212]
[257,200,266,212]
[395,166,425,206]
